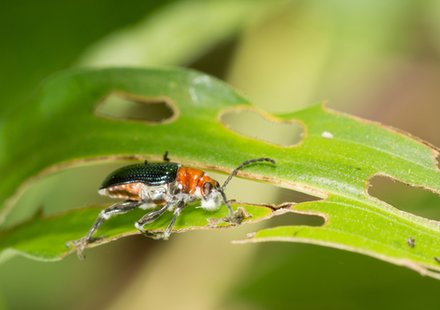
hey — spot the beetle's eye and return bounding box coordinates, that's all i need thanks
[203,182,212,196]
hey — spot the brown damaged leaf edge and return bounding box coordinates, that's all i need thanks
[280,102,440,197]
[330,101,440,228]
[235,102,440,279]
[235,233,440,280]
[280,101,440,166]
[366,172,440,226]
[323,103,440,173]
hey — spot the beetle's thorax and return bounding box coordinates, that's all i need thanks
[176,167,222,210]
[176,167,213,195]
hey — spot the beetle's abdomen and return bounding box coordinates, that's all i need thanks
[100,162,180,189]
[102,182,144,200]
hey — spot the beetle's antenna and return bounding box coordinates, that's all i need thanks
[221,158,276,190]
[219,157,275,218]
[218,188,234,217]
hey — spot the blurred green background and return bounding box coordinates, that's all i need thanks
[1,0,440,309]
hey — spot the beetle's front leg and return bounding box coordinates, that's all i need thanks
[67,200,142,259]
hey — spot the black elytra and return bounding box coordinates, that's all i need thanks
[99,162,180,188]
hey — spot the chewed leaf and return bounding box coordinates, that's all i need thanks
[0,67,440,279]
[0,203,275,261]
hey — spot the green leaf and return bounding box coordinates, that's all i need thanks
[0,203,273,261]
[1,67,440,280]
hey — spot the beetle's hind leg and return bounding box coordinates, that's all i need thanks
[67,200,142,259]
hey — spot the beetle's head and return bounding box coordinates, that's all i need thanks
[199,179,222,211]
[198,158,276,212]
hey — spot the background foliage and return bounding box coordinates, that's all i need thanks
[1,0,440,309]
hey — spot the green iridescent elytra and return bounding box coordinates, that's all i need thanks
[99,162,180,189]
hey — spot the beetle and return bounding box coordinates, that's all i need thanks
[68,152,275,257]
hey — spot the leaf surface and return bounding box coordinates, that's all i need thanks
[0,68,439,279]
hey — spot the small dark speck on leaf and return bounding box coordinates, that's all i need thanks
[407,237,415,248]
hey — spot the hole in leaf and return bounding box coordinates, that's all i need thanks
[368,175,440,221]
[220,109,303,146]
[269,187,324,227]
[268,211,325,227]
[2,163,123,229]
[214,170,324,227]
[275,187,323,205]
[95,93,177,124]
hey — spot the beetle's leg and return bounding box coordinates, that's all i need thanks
[163,151,170,162]
[135,204,169,232]
[163,200,185,239]
[85,200,142,241]
[67,200,142,259]
[136,200,185,240]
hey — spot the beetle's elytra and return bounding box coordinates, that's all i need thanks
[68,152,276,259]
[100,162,179,188]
